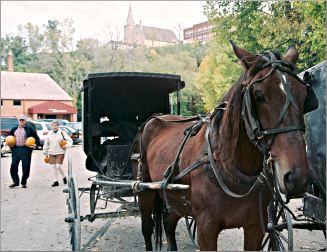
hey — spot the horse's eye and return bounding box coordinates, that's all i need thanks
[255,91,265,103]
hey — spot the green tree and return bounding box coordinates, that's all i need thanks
[204,1,326,71]
[195,40,242,112]
[0,34,30,72]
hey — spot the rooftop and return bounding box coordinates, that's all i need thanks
[1,71,72,101]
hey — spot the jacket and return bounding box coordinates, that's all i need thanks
[43,129,73,155]
[9,126,40,152]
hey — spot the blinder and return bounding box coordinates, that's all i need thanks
[303,71,319,114]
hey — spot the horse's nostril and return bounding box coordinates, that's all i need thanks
[283,172,295,192]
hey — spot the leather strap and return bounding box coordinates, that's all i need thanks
[205,123,266,198]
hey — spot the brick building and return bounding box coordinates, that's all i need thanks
[1,53,77,121]
[183,21,214,43]
[123,4,177,47]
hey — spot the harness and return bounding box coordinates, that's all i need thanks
[134,51,318,215]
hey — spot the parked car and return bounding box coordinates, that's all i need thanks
[33,121,51,147]
[67,122,83,139]
[0,117,36,136]
[1,135,6,156]
[59,125,81,145]
[1,117,18,136]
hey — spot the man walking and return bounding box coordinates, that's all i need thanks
[9,115,40,188]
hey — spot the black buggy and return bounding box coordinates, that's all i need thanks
[64,72,186,250]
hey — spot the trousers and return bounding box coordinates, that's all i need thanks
[10,146,32,185]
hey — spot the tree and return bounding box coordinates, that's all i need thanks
[204,1,326,71]
[195,40,242,112]
[0,34,30,72]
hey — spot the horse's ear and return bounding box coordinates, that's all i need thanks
[283,45,299,64]
[230,40,255,69]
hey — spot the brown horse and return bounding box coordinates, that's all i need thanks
[132,42,317,251]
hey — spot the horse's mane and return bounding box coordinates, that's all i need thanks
[214,55,270,171]
[214,74,245,170]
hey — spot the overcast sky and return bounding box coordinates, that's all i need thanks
[1,1,207,43]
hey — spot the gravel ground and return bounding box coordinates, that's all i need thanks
[1,145,325,251]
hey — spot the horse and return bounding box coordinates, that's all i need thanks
[131,41,318,251]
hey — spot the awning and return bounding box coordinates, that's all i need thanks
[28,101,77,114]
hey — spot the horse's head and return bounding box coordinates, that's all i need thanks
[231,41,318,197]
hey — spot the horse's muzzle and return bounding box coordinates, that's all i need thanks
[283,169,308,197]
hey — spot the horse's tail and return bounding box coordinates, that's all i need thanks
[153,193,164,250]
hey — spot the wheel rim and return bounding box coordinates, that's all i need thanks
[66,162,81,251]
[261,200,293,251]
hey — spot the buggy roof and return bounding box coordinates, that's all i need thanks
[83,72,185,93]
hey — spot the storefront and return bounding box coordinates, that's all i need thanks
[28,100,77,121]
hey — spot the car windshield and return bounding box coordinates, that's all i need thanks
[64,126,77,132]
[69,122,82,130]
[59,126,72,134]
[34,123,43,130]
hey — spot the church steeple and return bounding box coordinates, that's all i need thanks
[126,3,134,26]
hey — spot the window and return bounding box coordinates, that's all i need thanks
[0,118,18,130]
[13,100,21,106]
[1,100,3,106]
[35,123,43,130]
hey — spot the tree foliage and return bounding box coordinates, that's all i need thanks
[204,1,326,71]
[196,0,326,111]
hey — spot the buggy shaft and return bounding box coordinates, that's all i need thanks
[95,180,190,190]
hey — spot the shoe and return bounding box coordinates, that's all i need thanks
[22,184,27,188]
[63,177,67,185]
[9,183,19,188]
[51,181,59,187]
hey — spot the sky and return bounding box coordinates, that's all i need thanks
[1,1,207,44]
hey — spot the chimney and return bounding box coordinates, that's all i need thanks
[7,51,13,72]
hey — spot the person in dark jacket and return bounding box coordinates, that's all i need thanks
[8,115,40,188]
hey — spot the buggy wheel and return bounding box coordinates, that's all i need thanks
[261,199,293,251]
[65,156,81,251]
[185,216,198,248]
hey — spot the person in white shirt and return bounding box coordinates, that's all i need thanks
[43,120,73,187]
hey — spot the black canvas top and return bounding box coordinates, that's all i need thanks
[83,72,185,93]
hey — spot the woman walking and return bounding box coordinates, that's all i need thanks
[43,120,73,187]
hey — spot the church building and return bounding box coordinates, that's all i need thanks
[123,5,177,47]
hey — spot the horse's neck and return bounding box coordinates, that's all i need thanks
[234,129,263,176]
[212,124,263,177]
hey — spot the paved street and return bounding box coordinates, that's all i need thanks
[1,145,325,251]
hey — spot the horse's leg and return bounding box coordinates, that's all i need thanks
[138,190,157,251]
[196,215,220,251]
[243,224,265,251]
[163,211,181,251]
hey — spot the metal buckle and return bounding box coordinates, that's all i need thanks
[257,134,264,140]
[266,152,274,175]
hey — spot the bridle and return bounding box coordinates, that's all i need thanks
[239,52,313,203]
[241,52,307,155]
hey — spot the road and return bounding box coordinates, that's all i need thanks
[1,145,325,251]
